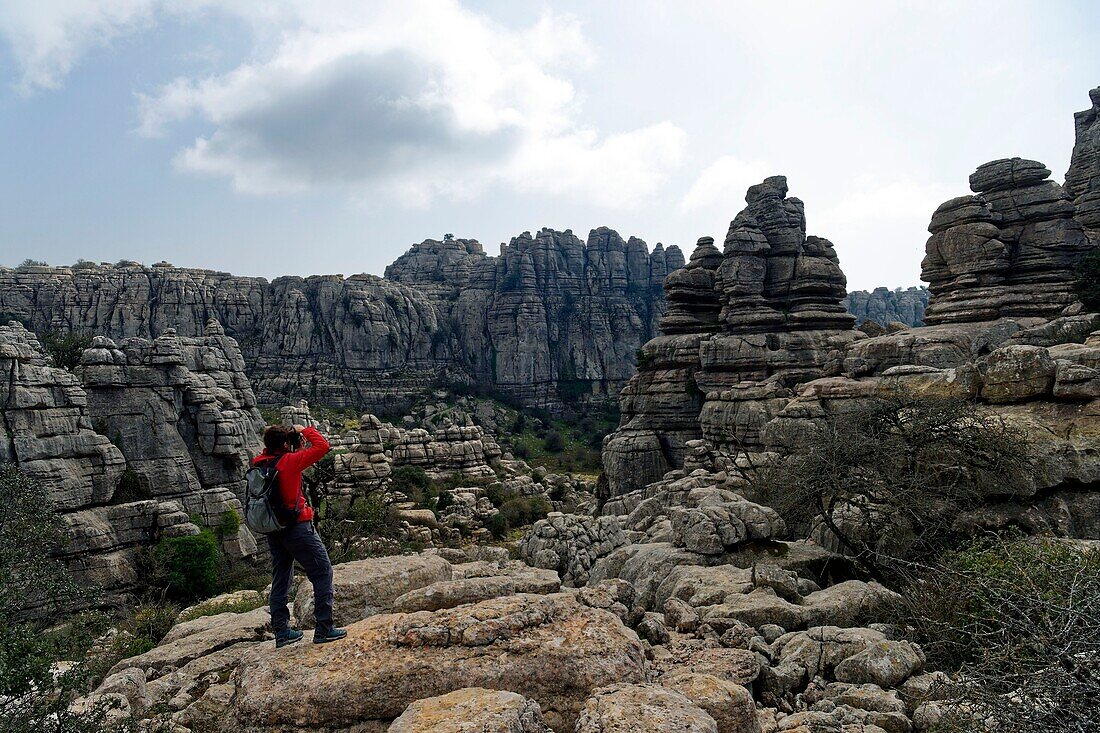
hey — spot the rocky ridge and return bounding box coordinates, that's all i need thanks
[602,176,863,498]
[1,229,684,413]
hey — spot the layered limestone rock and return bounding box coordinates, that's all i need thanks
[237,592,646,732]
[604,178,861,498]
[0,322,125,512]
[1,320,263,606]
[0,228,680,413]
[1066,86,1100,238]
[386,420,502,479]
[332,413,391,494]
[77,321,265,506]
[766,336,1100,538]
[843,287,929,328]
[922,157,1092,325]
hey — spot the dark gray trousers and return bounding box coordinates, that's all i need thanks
[267,521,334,633]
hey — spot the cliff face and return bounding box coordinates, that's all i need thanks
[1,230,684,412]
[0,320,263,608]
[843,287,929,327]
[386,228,684,407]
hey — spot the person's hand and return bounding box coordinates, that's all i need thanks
[294,424,306,433]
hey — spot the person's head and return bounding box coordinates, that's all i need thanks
[263,425,301,453]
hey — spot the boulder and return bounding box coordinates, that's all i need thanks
[293,553,452,626]
[391,576,516,613]
[575,684,718,733]
[388,687,552,733]
[834,640,925,688]
[660,671,761,733]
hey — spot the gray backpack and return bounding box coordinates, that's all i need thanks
[244,460,288,535]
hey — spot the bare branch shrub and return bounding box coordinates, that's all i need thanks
[750,395,1031,577]
[898,536,1100,733]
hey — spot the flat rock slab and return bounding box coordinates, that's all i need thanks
[575,683,718,733]
[391,576,516,613]
[234,592,646,732]
[108,607,270,679]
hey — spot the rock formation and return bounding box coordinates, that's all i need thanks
[921,156,1091,325]
[1,319,263,607]
[603,177,862,498]
[843,286,929,328]
[0,230,682,413]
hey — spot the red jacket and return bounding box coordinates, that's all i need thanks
[252,426,330,524]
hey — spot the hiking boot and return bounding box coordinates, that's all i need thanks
[275,628,304,648]
[313,627,348,644]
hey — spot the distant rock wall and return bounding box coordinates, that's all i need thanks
[0,229,683,413]
[385,228,684,407]
[843,287,928,327]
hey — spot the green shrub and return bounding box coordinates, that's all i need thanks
[390,465,430,497]
[0,465,141,732]
[542,430,566,453]
[41,329,93,371]
[899,537,1100,731]
[499,495,551,529]
[485,512,508,539]
[177,595,265,623]
[484,483,508,508]
[127,602,178,646]
[216,509,241,538]
[151,530,220,602]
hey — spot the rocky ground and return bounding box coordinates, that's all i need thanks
[75,539,940,733]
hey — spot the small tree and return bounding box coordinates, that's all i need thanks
[543,430,566,453]
[0,464,137,733]
[42,329,93,371]
[751,395,1031,577]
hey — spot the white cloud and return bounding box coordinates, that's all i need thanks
[0,0,156,93]
[815,177,956,231]
[130,0,684,207]
[679,155,773,212]
[0,0,685,208]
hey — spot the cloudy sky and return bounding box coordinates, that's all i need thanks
[0,1,1097,290]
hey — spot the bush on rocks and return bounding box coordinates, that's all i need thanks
[899,536,1100,732]
[151,529,220,602]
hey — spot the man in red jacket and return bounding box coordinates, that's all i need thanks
[253,423,346,647]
